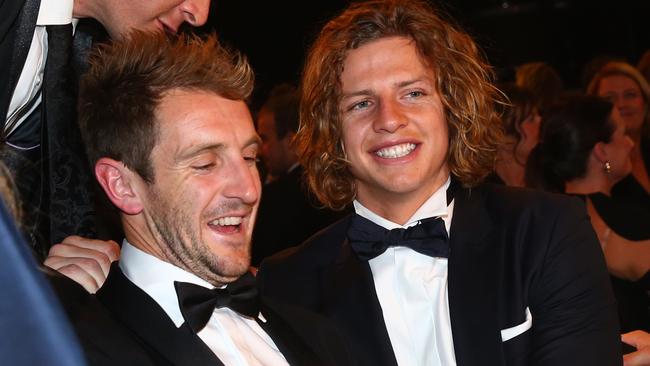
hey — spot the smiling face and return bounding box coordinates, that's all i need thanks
[597,75,647,135]
[339,37,449,223]
[137,90,261,285]
[97,0,210,37]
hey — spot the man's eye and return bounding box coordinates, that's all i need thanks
[351,100,370,111]
[193,163,215,170]
[407,91,424,98]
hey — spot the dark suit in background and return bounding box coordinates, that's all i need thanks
[0,0,98,258]
[259,184,622,366]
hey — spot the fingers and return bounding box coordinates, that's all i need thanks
[60,235,121,262]
[44,236,121,293]
[44,255,106,292]
[54,264,100,294]
[47,244,111,277]
[623,331,650,348]
[624,350,650,366]
[623,331,650,366]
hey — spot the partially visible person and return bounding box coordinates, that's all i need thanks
[526,95,650,335]
[638,50,650,87]
[257,84,301,183]
[581,55,626,92]
[1,0,210,259]
[587,62,650,210]
[65,31,352,365]
[515,61,563,114]
[0,181,87,366]
[623,330,650,366]
[259,1,621,365]
[252,84,347,265]
[489,83,541,187]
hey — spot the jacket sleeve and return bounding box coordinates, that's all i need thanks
[529,197,622,366]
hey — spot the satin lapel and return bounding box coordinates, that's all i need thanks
[255,304,318,366]
[447,186,504,366]
[97,263,224,366]
[320,238,398,366]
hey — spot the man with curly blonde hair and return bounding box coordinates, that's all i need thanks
[258,0,621,365]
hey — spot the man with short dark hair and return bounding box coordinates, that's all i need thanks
[69,32,351,365]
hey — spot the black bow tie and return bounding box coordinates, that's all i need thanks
[347,215,449,260]
[174,272,259,333]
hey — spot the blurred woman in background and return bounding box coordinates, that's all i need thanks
[526,95,650,334]
[588,62,650,210]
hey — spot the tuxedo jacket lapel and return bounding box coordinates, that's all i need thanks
[320,236,398,366]
[257,300,334,366]
[447,186,504,365]
[97,263,224,366]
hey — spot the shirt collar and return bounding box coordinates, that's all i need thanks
[37,0,74,25]
[353,176,452,230]
[119,240,215,328]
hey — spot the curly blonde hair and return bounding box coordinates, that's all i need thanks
[296,0,503,210]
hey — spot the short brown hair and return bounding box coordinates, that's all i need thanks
[79,32,254,182]
[296,0,503,210]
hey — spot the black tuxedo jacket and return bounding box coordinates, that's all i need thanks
[252,166,348,265]
[91,263,355,366]
[259,183,622,366]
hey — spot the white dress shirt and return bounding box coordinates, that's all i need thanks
[353,177,457,366]
[5,0,74,140]
[119,241,289,366]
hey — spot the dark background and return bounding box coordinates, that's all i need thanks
[198,0,650,110]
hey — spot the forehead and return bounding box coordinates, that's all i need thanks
[599,74,639,92]
[154,90,256,151]
[340,36,431,88]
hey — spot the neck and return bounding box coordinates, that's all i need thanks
[565,171,613,196]
[356,174,449,225]
[121,215,169,262]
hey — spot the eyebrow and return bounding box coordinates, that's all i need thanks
[176,134,262,162]
[340,78,428,100]
[176,143,224,163]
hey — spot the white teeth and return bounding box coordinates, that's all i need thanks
[375,143,416,158]
[210,216,243,226]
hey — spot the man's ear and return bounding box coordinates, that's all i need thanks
[94,158,144,215]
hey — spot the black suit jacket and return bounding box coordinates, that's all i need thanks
[92,263,355,366]
[259,183,622,366]
[252,166,348,266]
